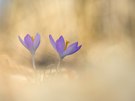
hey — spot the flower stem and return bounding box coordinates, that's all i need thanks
[56,58,62,72]
[32,54,36,70]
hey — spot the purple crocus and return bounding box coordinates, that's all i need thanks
[18,33,40,55]
[49,35,82,59]
[18,33,40,69]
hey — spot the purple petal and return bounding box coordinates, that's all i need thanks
[33,33,40,50]
[63,42,82,56]
[49,35,56,49]
[24,34,34,54]
[18,36,28,48]
[56,36,65,56]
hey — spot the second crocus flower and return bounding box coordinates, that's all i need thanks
[49,34,82,59]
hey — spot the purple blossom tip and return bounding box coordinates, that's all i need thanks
[18,33,40,55]
[49,34,82,59]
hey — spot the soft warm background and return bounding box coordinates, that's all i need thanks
[0,0,135,101]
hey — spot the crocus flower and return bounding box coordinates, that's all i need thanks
[49,35,82,59]
[18,33,40,55]
[18,33,40,69]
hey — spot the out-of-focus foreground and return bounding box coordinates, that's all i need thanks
[0,0,135,101]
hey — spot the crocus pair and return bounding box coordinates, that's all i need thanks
[18,34,82,60]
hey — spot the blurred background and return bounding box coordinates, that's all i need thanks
[0,0,135,101]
